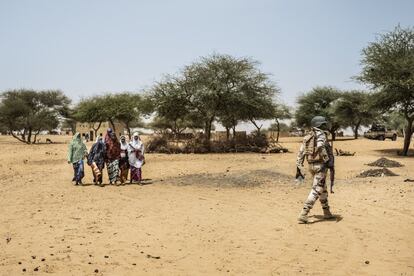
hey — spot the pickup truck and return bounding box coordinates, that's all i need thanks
[364,125,398,141]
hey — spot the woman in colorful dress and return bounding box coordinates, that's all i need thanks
[104,128,121,185]
[119,135,130,184]
[128,132,145,184]
[87,136,106,185]
[67,132,88,185]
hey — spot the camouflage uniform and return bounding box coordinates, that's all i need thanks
[297,127,334,223]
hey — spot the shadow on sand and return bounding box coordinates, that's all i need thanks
[75,178,154,187]
[373,148,414,157]
[307,214,343,224]
[330,137,356,142]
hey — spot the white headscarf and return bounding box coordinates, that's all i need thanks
[120,135,128,150]
[129,132,144,154]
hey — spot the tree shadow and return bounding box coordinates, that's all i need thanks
[307,214,343,224]
[330,137,356,142]
[374,148,414,158]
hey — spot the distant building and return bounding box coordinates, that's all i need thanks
[211,131,247,142]
[76,121,127,141]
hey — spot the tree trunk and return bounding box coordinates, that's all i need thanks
[33,130,40,144]
[225,127,230,142]
[353,123,360,139]
[93,122,102,140]
[330,131,336,141]
[27,128,33,144]
[109,119,116,134]
[126,122,131,140]
[21,128,26,141]
[401,117,414,156]
[276,119,280,142]
[250,119,262,135]
[173,121,178,140]
[231,125,237,149]
[203,116,214,146]
[11,131,30,144]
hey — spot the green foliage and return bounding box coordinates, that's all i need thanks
[149,75,198,135]
[74,93,147,138]
[0,89,70,143]
[332,91,377,138]
[358,25,414,155]
[295,86,342,139]
[273,104,291,122]
[268,122,290,132]
[74,96,106,123]
[381,111,406,135]
[150,54,280,142]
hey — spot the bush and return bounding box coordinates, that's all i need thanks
[247,133,268,148]
[146,136,168,153]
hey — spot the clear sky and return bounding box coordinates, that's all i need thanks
[1,0,413,108]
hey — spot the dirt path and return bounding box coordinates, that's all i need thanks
[0,136,413,275]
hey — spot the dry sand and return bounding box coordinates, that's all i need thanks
[0,135,413,275]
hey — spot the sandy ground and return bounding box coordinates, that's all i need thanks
[0,135,413,276]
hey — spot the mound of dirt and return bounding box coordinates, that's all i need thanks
[358,168,398,178]
[367,157,403,168]
[166,169,291,188]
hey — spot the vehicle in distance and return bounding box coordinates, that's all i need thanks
[364,124,398,141]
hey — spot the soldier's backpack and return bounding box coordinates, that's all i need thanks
[304,130,331,163]
[303,132,318,163]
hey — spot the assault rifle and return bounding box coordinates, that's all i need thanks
[329,166,334,193]
[295,166,305,182]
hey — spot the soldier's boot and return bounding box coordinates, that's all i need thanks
[323,207,334,219]
[298,209,309,224]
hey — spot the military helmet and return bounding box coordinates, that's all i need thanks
[311,116,328,128]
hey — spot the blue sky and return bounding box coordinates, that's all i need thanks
[0,0,413,108]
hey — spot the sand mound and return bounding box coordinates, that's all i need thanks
[167,169,291,188]
[358,168,398,178]
[367,157,403,168]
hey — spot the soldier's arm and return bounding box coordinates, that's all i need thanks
[296,141,306,167]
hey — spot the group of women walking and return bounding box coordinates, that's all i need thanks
[67,129,145,186]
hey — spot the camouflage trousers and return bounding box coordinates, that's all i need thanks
[302,163,329,213]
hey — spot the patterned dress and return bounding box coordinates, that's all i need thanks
[104,130,121,184]
[87,139,106,184]
[128,134,145,183]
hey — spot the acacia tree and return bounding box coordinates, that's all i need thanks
[149,76,198,137]
[74,93,147,138]
[271,104,292,142]
[150,54,280,147]
[332,91,376,139]
[0,89,70,144]
[104,93,147,138]
[184,54,279,144]
[295,86,343,140]
[358,25,414,155]
[74,96,106,138]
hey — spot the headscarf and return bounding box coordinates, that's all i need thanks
[88,136,106,167]
[68,132,87,163]
[104,128,121,161]
[129,132,144,154]
[120,135,128,151]
[128,132,145,168]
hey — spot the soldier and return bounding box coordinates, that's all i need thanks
[296,116,335,223]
